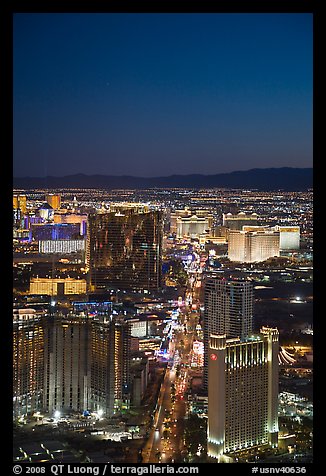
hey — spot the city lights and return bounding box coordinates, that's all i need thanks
[12,11,313,463]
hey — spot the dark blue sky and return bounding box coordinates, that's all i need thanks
[13,13,312,177]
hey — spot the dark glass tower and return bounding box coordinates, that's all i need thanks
[87,208,163,291]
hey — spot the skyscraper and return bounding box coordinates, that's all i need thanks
[207,327,279,461]
[13,307,131,419]
[274,226,300,250]
[13,309,45,418]
[13,194,27,228]
[13,194,27,214]
[203,276,253,389]
[228,229,280,263]
[90,314,131,416]
[43,313,90,414]
[86,207,163,291]
[46,193,61,210]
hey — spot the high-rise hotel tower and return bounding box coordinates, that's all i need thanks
[13,307,131,419]
[86,206,163,292]
[207,327,279,461]
[13,309,45,417]
[45,193,61,210]
[228,229,280,263]
[203,276,253,389]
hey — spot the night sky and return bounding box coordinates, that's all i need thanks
[13,13,312,178]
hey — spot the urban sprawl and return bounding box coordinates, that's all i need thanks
[13,187,313,464]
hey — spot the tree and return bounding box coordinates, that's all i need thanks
[167,259,188,287]
[184,414,207,457]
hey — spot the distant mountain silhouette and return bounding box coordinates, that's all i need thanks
[13,167,312,191]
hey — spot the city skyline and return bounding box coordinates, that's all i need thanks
[11,7,314,470]
[13,13,312,178]
[12,187,313,465]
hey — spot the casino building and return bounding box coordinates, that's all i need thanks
[207,328,279,461]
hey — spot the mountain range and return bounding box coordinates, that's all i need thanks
[13,167,313,191]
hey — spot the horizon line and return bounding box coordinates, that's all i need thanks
[13,166,313,180]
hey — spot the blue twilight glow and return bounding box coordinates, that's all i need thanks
[14,13,312,177]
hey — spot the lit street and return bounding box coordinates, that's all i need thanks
[141,264,201,463]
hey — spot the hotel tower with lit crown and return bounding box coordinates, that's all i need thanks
[207,327,279,462]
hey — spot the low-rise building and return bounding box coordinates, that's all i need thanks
[29,277,87,295]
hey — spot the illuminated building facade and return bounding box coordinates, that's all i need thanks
[13,198,26,230]
[138,338,161,353]
[30,223,81,242]
[203,277,253,390]
[130,354,149,406]
[38,239,85,255]
[23,215,43,230]
[129,319,148,338]
[29,278,87,296]
[45,193,61,210]
[13,309,45,417]
[87,208,163,291]
[129,315,163,338]
[43,314,90,414]
[199,234,227,246]
[13,195,19,211]
[192,340,204,367]
[53,212,87,236]
[13,194,27,214]
[207,327,279,461]
[38,203,54,221]
[90,315,131,416]
[222,212,259,231]
[275,226,300,250]
[176,215,212,239]
[13,228,30,240]
[13,194,27,228]
[228,229,280,262]
[113,318,131,407]
[170,208,213,236]
[53,213,87,236]
[14,307,131,418]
